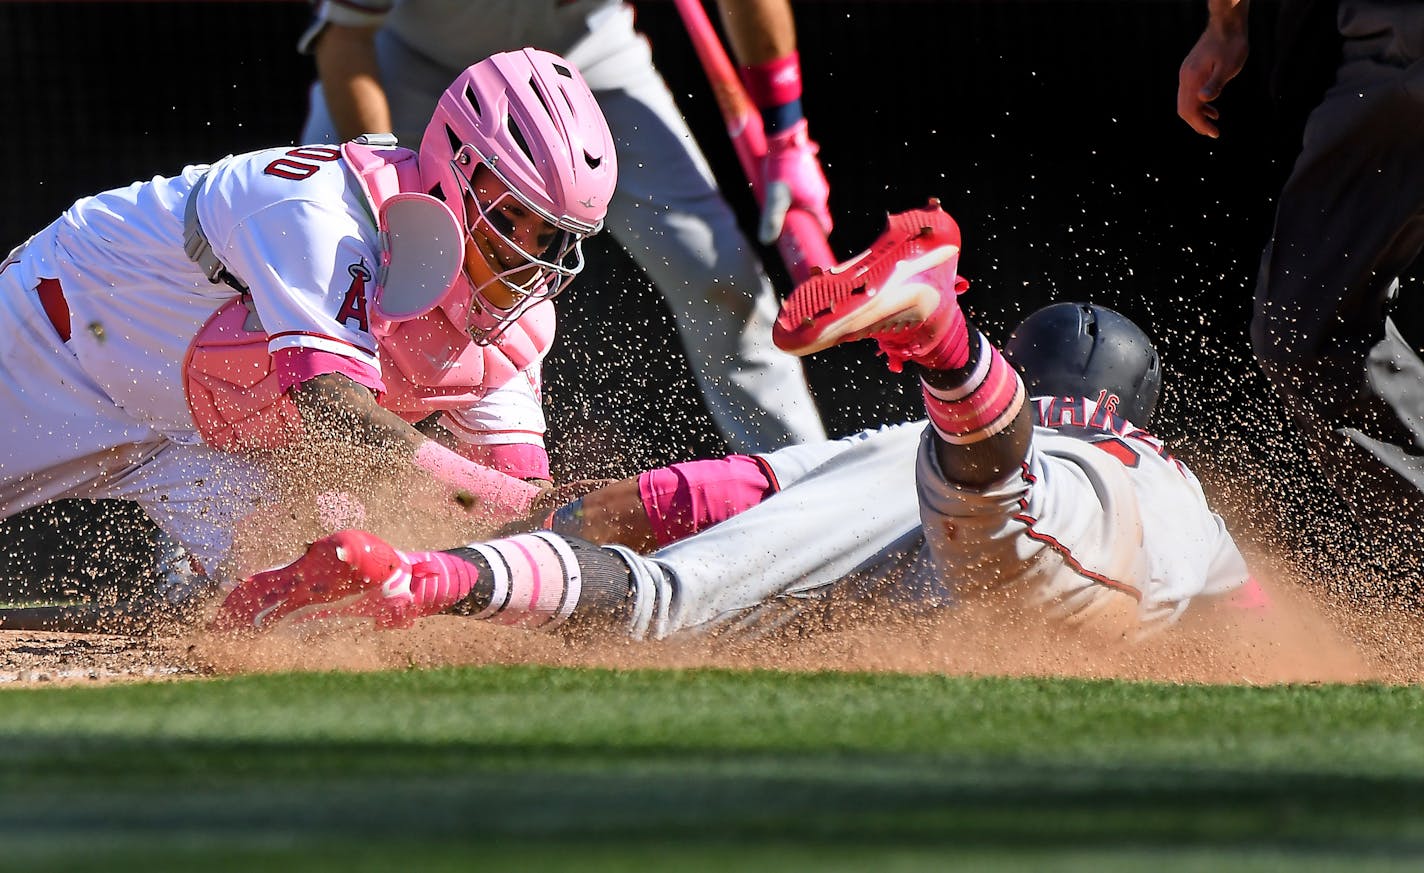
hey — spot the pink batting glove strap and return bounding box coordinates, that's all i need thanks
[638,455,779,548]
[413,440,541,521]
[760,120,832,242]
[290,550,481,631]
[385,551,481,627]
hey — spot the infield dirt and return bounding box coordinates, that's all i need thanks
[4,550,1418,688]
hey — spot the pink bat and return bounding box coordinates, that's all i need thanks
[672,0,835,283]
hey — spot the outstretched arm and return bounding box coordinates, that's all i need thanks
[309,21,393,141]
[290,372,422,453]
[546,453,782,551]
[290,373,541,524]
[1177,0,1251,138]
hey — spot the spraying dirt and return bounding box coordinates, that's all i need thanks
[1,453,1418,688]
[1,549,1404,688]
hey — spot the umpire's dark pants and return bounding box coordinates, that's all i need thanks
[1251,0,1424,531]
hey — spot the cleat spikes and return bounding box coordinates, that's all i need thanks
[772,201,963,359]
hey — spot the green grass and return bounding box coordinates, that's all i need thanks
[3,666,1424,871]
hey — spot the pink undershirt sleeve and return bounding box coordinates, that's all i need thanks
[637,454,779,548]
[274,347,386,396]
[413,440,541,523]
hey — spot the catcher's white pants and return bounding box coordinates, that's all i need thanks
[0,267,269,576]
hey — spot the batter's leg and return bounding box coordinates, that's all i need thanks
[592,57,826,452]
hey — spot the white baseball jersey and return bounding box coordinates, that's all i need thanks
[612,400,1247,640]
[0,145,543,571]
[917,397,1248,629]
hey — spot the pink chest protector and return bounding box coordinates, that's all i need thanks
[183,141,554,452]
[183,298,303,452]
[377,299,555,419]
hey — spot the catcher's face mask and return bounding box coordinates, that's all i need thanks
[455,160,587,342]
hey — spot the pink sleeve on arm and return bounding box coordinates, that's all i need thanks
[459,442,551,482]
[413,440,541,523]
[274,348,386,396]
[637,454,779,548]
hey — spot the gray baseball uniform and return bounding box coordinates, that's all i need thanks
[610,398,1248,640]
[299,0,827,453]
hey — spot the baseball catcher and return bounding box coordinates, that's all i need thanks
[0,48,615,616]
[300,0,831,453]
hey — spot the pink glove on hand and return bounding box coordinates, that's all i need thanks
[759,119,832,246]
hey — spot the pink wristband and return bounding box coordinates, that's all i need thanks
[740,52,803,109]
[413,440,540,521]
[637,455,778,547]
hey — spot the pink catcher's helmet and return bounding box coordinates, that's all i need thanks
[419,48,617,343]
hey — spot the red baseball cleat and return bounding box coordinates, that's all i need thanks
[773,199,968,367]
[210,529,410,634]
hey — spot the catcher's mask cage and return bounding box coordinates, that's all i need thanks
[417,48,616,345]
[449,144,592,344]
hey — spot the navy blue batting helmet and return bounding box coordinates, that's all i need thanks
[1003,302,1162,426]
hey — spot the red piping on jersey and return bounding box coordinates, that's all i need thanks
[37,278,71,343]
[438,415,542,440]
[1010,462,1143,602]
[267,329,377,356]
[750,454,782,493]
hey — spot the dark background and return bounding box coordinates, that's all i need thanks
[0,0,1390,597]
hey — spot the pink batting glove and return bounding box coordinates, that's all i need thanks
[758,120,832,246]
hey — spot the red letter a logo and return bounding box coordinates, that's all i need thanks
[337,262,373,333]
